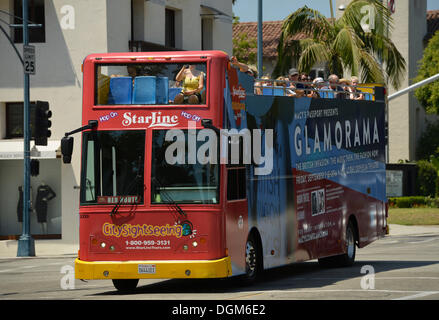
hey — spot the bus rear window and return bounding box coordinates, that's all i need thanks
[80,130,145,206]
[96,63,207,106]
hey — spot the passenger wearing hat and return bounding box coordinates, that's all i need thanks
[286,68,305,97]
[308,77,324,98]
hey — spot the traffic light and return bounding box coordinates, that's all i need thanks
[33,101,52,146]
[30,159,39,176]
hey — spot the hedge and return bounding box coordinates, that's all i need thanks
[388,196,428,208]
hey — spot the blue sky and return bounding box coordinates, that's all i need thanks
[233,0,439,22]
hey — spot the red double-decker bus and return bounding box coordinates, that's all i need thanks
[65,50,388,292]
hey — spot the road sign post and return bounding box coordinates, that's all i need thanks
[17,0,35,257]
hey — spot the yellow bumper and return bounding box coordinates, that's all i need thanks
[75,256,232,280]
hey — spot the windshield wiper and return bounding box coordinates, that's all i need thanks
[152,177,187,220]
[110,157,144,217]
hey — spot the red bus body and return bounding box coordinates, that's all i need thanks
[74,51,387,282]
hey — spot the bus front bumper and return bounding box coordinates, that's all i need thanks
[75,256,232,280]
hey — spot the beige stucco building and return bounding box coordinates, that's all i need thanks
[0,0,233,256]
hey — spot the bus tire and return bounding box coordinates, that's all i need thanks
[243,232,263,284]
[318,220,356,268]
[112,279,139,292]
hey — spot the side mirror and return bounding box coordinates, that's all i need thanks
[61,136,74,164]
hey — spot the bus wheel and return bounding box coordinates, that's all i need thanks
[318,221,356,268]
[112,279,139,292]
[243,233,262,283]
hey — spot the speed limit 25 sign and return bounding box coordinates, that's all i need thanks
[23,45,36,75]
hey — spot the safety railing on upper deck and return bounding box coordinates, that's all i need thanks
[253,78,382,101]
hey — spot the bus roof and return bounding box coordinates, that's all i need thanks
[84,50,230,63]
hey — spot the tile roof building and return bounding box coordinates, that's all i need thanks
[233,2,439,163]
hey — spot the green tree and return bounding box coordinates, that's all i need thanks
[416,160,438,197]
[416,121,439,160]
[232,16,257,66]
[414,30,439,115]
[232,33,257,66]
[273,0,406,89]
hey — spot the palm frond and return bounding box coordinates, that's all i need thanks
[297,41,331,73]
[332,25,365,76]
[357,48,385,84]
[281,6,333,42]
[361,32,406,89]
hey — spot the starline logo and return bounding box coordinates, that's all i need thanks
[232,85,246,100]
[122,111,179,128]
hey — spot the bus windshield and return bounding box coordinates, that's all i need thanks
[151,130,219,204]
[80,130,145,206]
[96,63,207,106]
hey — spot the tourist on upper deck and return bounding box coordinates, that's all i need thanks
[338,78,352,99]
[230,56,256,78]
[286,68,305,97]
[349,76,365,100]
[320,74,344,99]
[307,77,324,98]
[173,64,205,104]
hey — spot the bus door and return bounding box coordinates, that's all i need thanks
[225,135,248,272]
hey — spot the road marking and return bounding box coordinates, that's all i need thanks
[290,276,439,281]
[376,277,439,280]
[408,238,436,244]
[0,269,14,273]
[251,289,439,297]
[393,291,439,300]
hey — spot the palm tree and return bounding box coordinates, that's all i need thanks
[273,0,406,89]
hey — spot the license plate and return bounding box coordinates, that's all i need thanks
[138,264,156,274]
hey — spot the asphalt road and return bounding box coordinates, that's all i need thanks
[1,230,439,301]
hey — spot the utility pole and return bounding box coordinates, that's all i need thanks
[17,0,35,257]
[329,0,335,21]
[257,0,263,78]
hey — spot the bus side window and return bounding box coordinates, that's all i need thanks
[226,134,247,201]
[227,168,246,201]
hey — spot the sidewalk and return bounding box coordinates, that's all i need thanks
[0,239,77,259]
[388,224,439,236]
